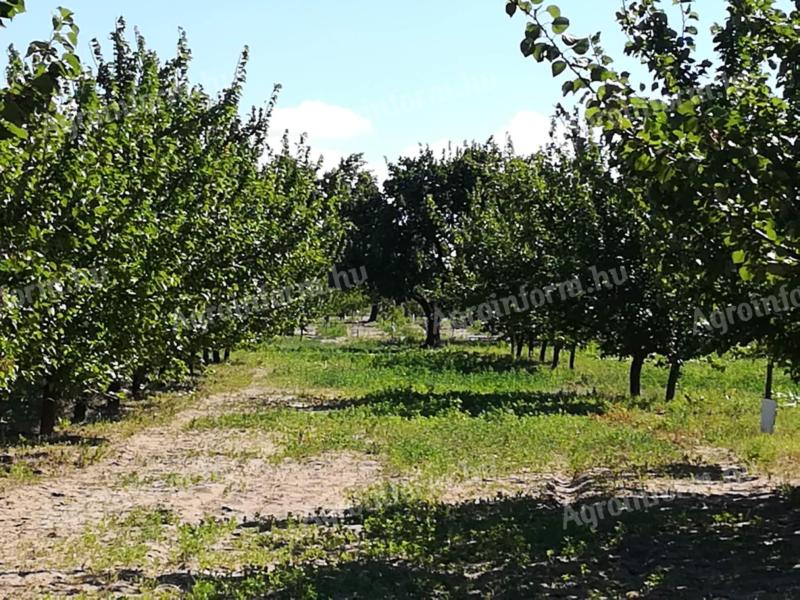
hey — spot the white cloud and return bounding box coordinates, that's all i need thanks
[492,111,552,155]
[368,160,390,184]
[315,148,351,172]
[265,101,374,174]
[271,101,372,141]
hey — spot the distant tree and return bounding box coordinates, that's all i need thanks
[324,154,393,322]
[505,0,800,380]
[381,145,499,347]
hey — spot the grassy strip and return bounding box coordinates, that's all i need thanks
[192,339,800,479]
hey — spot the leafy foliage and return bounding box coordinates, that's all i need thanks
[0,17,346,433]
[505,0,800,378]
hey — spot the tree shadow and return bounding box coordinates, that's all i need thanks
[0,432,107,451]
[325,388,610,418]
[174,489,800,598]
[273,339,415,356]
[368,349,540,375]
[271,341,545,375]
[647,462,754,482]
[0,434,109,478]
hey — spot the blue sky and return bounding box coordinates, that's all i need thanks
[3,1,748,177]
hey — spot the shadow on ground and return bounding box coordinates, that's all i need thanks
[273,342,544,375]
[114,489,800,598]
[324,388,611,418]
[368,349,540,375]
[0,435,108,476]
[0,433,106,449]
[648,462,754,482]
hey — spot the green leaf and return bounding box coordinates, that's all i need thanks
[552,16,569,34]
[0,120,28,139]
[676,100,695,116]
[64,53,81,74]
[532,43,549,62]
[739,266,753,281]
[763,220,778,242]
[0,0,25,25]
[505,2,517,17]
[574,38,590,55]
[525,23,542,40]
[590,66,607,82]
[552,61,567,76]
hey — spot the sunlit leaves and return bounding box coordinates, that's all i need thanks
[0,0,24,27]
[0,15,348,429]
[545,5,560,18]
[573,38,590,55]
[552,17,570,34]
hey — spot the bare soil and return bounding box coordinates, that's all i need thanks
[0,386,382,598]
[0,385,791,598]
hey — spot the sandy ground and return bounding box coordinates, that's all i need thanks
[0,379,790,598]
[0,386,382,598]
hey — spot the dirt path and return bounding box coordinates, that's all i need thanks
[0,386,382,598]
[0,382,791,598]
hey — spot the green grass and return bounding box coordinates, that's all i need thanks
[51,507,240,576]
[57,507,177,572]
[184,483,800,599]
[0,353,262,495]
[27,337,800,598]
[191,405,677,480]
[0,437,111,493]
[116,470,223,490]
[233,338,792,400]
[191,339,800,482]
[314,320,348,339]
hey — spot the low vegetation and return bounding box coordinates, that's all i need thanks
[4,337,797,598]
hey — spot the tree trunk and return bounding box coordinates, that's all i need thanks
[224,348,231,362]
[414,294,442,349]
[551,343,562,369]
[569,345,577,370]
[132,367,147,400]
[630,353,646,397]
[107,381,122,413]
[424,303,442,348]
[40,381,57,437]
[528,335,535,359]
[366,303,380,323]
[665,359,681,402]
[72,396,87,424]
[765,360,774,400]
[203,349,211,365]
[212,349,221,364]
[539,342,548,363]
